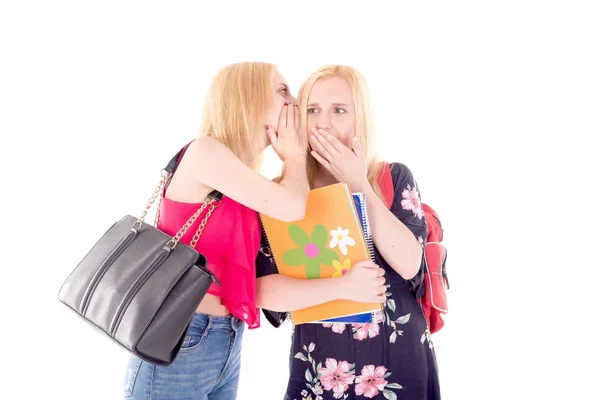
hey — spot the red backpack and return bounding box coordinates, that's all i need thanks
[379,164,449,334]
[420,204,449,334]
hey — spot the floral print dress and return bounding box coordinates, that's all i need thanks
[257,163,441,400]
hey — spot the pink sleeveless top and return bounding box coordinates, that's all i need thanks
[157,180,262,329]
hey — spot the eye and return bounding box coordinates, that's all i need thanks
[334,107,347,114]
[307,107,319,114]
[279,85,288,93]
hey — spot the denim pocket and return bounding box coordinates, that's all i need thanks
[179,326,206,353]
[124,357,142,398]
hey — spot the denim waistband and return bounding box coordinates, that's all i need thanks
[189,312,243,331]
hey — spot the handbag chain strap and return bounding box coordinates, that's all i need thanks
[134,169,221,250]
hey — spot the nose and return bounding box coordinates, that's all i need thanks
[316,112,332,130]
[287,94,298,106]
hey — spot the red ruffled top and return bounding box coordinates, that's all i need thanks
[157,193,262,329]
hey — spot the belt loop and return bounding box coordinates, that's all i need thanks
[204,315,213,337]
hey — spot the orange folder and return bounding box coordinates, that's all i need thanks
[260,183,382,324]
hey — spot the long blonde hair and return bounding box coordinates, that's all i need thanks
[199,62,277,171]
[298,64,385,200]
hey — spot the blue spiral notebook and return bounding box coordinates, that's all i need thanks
[318,192,379,324]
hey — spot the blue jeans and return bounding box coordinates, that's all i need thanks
[124,313,245,400]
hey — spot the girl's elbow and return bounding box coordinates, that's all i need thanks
[398,252,423,280]
[256,279,282,310]
[400,264,421,280]
[288,205,306,222]
[256,295,285,312]
[255,282,271,309]
[280,198,307,222]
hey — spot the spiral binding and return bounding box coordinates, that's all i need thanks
[353,193,377,323]
[354,193,375,261]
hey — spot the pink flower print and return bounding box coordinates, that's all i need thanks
[372,310,385,323]
[355,365,388,398]
[401,186,424,219]
[352,311,384,341]
[322,322,347,334]
[318,358,355,398]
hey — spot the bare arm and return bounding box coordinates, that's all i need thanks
[190,103,309,222]
[190,137,308,222]
[362,185,422,279]
[256,260,386,312]
[256,274,343,312]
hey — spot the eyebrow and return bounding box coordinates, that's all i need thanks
[307,103,349,107]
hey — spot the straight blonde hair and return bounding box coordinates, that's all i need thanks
[298,65,385,201]
[199,62,277,171]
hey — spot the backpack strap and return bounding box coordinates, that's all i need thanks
[377,163,394,209]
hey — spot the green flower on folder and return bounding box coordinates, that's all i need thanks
[282,224,339,279]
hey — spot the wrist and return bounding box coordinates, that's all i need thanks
[282,156,308,180]
[283,154,307,165]
[329,276,348,301]
[282,157,310,193]
[353,179,373,195]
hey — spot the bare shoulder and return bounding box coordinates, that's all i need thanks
[187,136,231,165]
[163,137,226,202]
[179,136,239,181]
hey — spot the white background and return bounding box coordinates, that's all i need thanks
[1,1,599,399]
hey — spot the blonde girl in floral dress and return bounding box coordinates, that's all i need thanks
[256,65,441,400]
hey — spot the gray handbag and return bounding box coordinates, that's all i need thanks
[58,145,221,366]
